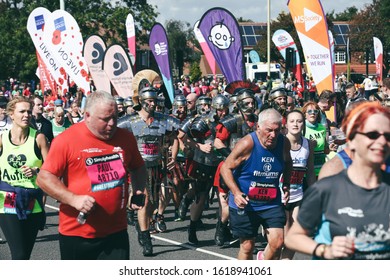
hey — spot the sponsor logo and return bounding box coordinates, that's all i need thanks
[338,207,364,218]
[293,8,322,32]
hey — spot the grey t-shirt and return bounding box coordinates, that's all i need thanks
[298,170,390,260]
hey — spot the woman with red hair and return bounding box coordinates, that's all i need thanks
[285,103,390,259]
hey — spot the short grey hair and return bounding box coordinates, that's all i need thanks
[85,90,116,115]
[258,108,282,127]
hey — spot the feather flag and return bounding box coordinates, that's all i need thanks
[149,23,175,103]
[198,7,245,83]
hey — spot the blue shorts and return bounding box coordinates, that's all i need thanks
[229,206,286,238]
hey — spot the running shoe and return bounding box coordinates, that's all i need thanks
[155,214,167,232]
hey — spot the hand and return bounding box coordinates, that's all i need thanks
[72,195,95,214]
[329,142,338,152]
[324,236,355,259]
[199,142,212,153]
[129,190,145,210]
[20,165,38,178]
[166,158,176,171]
[282,185,290,205]
[234,193,248,209]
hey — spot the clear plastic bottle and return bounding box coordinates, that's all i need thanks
[77,212,87,225]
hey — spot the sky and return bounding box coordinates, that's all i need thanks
[147,0,373,27]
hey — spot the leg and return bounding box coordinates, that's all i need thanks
[262,228,284,260]
[238,237,256,260]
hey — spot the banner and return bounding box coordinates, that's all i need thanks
[373,37,383,82]
[83,35,111,94]
[149,23,175,103]
[198,7,245,83]
[36,51,57,94]
[126,13,136,66]
[288,0,334,94]
[42,9,91,95]
[194,20,217,76]
[328,30,336,80]
[249,50,261,63]
[102,44,133,98]
[27,7,66,95]
[272,29,304,87]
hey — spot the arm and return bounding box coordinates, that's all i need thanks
[305,139,317,186]
[20,133,50,177]
[128,164,147,210]
[282,137,292,204]
[317,153,345,180]
[220,135,253,208]
[36,169,95,214]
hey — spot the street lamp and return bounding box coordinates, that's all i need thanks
[60,0,65,10]
[267,0,271,76]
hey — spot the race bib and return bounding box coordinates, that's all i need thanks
[141,143,159,156]
[248,182,277,201]
[3,192,34,214]
[85,153,126,192]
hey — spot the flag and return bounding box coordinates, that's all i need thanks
[249,50,261,63]
[198,7,245,83]
[126,13,136,67]
[149,23,175,103]
[42,9,91,95]
[272,29,304,87]
[102,44,133,98]
[288,0,334,94]
[83,35,111,94]
[194,20,217,76]
[373,37,383,82]
[36,51,57,94]
[27,7,67,95]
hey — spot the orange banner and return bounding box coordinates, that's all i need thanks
[288,0,334,95]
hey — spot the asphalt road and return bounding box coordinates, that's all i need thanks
[0,197,310,260]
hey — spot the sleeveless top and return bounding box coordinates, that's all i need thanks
[229,132,285,211]
[0,128,43,214]
[280,137,310,203]
[304,121,326,176]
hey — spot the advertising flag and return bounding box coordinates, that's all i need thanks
[36,51,57,94]
[373,37,383,82]
[83,35,111,94]
[194,20,217,76]
[27,7,67,95]
[272,29,303,87]
[198,7,245,83]
[42,9,91,95]
[102,44,133,98]
[249,50,261,63]
[328,30,336,79]
[149,23,175,103]
[126,13,136,66]
[288,0,334,94]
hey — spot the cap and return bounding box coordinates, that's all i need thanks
[54,99,63,106]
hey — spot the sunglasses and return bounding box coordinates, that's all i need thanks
[306,109,319,115]
[356,131,390,141]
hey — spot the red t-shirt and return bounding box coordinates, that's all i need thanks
[42,122,144,238]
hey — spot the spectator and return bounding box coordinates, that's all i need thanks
[345,82,366,112]
[51,107,72,138]
[36,91,147,260]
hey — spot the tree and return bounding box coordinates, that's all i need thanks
[165,20,200,79]
[189,61,202,83]
[0,0,158,84]
[327,6,359,21]
[349,0,390,76]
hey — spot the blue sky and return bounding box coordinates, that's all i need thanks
[147,0,372,27]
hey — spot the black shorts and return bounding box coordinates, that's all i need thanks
[229,206,286,238]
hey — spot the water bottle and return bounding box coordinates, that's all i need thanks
[77,212,87,225]
[237,194,247,215]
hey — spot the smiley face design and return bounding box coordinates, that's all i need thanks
[208,22,235,50]
[52,29,62,45]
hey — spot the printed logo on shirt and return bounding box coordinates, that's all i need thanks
[7,154,27,168]
[338,207,364,218]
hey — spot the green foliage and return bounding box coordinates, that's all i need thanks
[0,0,157,84]
[189,61,202,83]
[327,6,358,21]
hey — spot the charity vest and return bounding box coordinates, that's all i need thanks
[229,132,284,211]
[304,121,326,176]
[0,128,43,214]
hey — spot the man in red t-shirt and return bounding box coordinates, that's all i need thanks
[37,90,147,260]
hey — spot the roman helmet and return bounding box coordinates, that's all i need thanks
[195,95,212,115]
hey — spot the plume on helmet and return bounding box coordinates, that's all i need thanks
[132,70,162,110]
